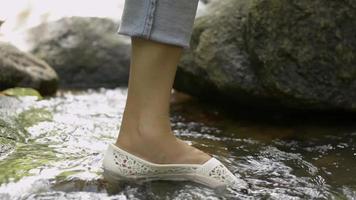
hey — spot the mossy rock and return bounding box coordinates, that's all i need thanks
[0,143,57,183]
[16,108,53,128]
[2,87,43,99]
[174,0,356,112]
[0,96,53,171]
[0,116,29,143]
[0,137,15,161]
[0,42,59,96]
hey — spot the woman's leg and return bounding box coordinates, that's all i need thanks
[115,37,211,164]
[104,2,249,192]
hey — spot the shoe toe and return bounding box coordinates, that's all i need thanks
[197,158,249,192]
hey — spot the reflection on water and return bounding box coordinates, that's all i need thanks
[0,88,355,199]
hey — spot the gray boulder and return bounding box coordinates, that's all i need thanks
[174,0,356,111]
[0,42,58,95]
[28,17,130,89]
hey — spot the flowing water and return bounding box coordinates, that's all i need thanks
[0,88,355,199]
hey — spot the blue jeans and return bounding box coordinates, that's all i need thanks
[117,0,200,49]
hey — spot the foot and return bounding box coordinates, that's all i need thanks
[115,131,212,165]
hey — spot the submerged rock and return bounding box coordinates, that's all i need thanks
[28,17,130,89]
[174,0,356,112]
[0,42,59,96]
[0,137,15,161]
[0,97,27,161]
[0,96,53,164]
[0,97,30,143]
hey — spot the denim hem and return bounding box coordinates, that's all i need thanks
[117,30,191,49]
[117,0,199,49]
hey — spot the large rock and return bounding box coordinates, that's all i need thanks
[0,42,58,95]
[174,0,356,111]
[28,17,130,89]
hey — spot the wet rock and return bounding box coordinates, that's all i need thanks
[174,0,356,112]
[28,17,130,89]
[0,97,30,143]
[2,87,43,100]
[0,42,59,96]
[0,95,53,163]
[0,97,26,161]
[0,137,15,160]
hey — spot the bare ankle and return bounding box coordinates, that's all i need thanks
[116,121,176,150]
[118,116,175,142]
[114,115,210,164]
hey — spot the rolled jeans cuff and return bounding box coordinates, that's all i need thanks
[117,0,199,49]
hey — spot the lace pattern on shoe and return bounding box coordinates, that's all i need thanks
[112,151,199,177]
[208,164,239,186]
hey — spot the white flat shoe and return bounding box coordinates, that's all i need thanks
[102,143,249,193]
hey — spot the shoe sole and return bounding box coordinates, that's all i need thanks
[103,168,227,193]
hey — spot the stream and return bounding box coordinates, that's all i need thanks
[0,88,355,199]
